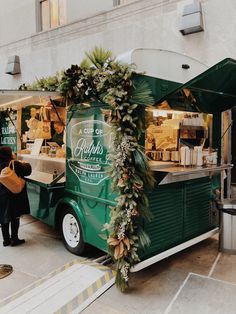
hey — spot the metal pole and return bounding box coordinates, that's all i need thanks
[221,111,224,200]
[227,110,232,199]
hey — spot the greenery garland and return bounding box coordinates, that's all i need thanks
[23,47,155,291]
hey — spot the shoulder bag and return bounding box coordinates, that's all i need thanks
[0,160,25,194]
[35,107,51,140]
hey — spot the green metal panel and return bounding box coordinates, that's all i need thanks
[65,103,116,250]
[78,197,110,252]
[141,177,218,260]
[27,181,64,227]
[183,177,215,239]
[141,182,184,259]
[156,58,236,113]
[132,74,182,103]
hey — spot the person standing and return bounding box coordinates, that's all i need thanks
[0,146,32,246]
[51,121,65,147]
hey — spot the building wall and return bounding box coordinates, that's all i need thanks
[0,0,236,89]
[0,0,36,45]
[0,0,114,45]
[67,0,113,23]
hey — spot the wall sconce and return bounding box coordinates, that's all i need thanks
[5,55,21,75]
[179,1,204,35]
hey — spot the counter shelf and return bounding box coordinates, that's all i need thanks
[149,161,232,185]
[18,154,65,181]
[18,154,65,223]
[19,153,65,164]
[25,170,65,188]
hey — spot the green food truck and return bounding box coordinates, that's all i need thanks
[0,49,234,275]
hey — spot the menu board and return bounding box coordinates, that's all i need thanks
[0,110,17,153]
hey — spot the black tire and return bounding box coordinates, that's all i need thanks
[60,207,85,255]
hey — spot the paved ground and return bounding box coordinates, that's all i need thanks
[1,215,236,313]
[0,215,102,301]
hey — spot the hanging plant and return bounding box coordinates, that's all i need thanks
[23,46,155,291]
[60,47,155,291]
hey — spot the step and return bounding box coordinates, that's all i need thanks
[0,259,115,314]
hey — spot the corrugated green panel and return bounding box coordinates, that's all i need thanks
[184,177,213,239]
[142,183,184,259]
[140,177,218,261]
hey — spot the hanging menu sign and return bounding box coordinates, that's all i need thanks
[0,110,17,152]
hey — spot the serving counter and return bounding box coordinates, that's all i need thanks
[18,154,65,225]
[18,154,65,174]
[149,161,232,184]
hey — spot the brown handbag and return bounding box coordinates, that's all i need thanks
[0,160,25,194]
[34,107,52,140]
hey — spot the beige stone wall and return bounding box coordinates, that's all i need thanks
[0,0,235,89]
[0,0,36,45]
[67,0,113,23]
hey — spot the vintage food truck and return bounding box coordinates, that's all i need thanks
[0,49,234,272]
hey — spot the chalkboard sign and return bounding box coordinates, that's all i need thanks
[0,110,17,153]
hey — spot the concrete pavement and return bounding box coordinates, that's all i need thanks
[0,215,101,300]
[1,215,236,313]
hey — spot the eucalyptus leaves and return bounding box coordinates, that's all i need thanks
[24,47,155,291]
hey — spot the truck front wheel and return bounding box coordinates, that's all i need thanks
[60,207,85,255]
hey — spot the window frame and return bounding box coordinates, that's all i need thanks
[36,0,66,32]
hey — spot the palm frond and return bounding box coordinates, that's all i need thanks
[80,58,91,69]
[133,148,150,172]
[85,46,113,68]
[129,79,154,105]
[137,228,151,249]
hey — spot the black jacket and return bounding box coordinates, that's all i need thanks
[0,160,32,224]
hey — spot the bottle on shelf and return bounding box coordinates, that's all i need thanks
[53,169,58,180]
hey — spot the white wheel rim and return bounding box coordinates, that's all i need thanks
[62,213,80,248]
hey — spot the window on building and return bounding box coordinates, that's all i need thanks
[38,0,66,31]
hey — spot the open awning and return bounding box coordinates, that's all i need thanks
[155,58,236,113]
[0,90,61,110]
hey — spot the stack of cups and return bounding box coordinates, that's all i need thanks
[180,146,190,166]
[193,146,203,166]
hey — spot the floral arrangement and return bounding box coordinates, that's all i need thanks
[23,47,155,291]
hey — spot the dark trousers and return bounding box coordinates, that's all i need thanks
[1,218,20,242]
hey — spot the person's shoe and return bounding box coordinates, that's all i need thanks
[11,239,25,246]
[3,240,11,247]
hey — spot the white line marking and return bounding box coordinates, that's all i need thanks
[208,252,221,277]
[190,272,236,287]
[164,271,236,314]
[164,273,191,314]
